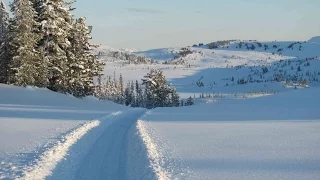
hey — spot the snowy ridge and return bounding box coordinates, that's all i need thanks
[126,110,171,180]
[308,36,320,43]
[17,120,100,180]
[126,121,158,180]
[136,119,170,180]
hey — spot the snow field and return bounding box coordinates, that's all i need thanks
[138,87,320,180]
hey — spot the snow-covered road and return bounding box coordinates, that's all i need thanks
[17,109,147,180]
[0,84,153,180]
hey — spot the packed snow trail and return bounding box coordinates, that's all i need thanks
[47,109,145,180]
[16,109,147,180]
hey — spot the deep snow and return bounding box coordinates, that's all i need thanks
[139,88,320,180]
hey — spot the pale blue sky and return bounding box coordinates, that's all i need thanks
[4,0,320,50]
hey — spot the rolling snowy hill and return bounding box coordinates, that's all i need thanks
[99,38,320,99]
[1,37,319,179]
[308,36,320,43]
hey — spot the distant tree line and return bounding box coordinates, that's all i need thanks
[94,69,194,109]
[98,50,156,65]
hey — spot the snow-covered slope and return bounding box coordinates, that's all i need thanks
[0,84,130,179]
[4,37,318,179]
[135,48,179,62]
[103,39,320,100]
[96,39,320,179]
[93,45,156,65]
[135,40,320,64]
[308,36,320,43]
[138,88,320,180]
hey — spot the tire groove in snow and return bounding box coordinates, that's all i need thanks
[17,120,100,180]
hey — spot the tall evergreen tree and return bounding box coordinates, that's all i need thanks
[144,83,153,108]
[142,69,179,108]
[0,1,8,42]
[118,73,124,104]
[8,0,45,86]
[135,80,143,107]
[67,17,100,97]
[185,96,194,106]
[130,80,136,106]
[37,0,74,92]
[171,89,180,107]
[124,82,133,106]
[30,0,42,13]
[0,1,9,83]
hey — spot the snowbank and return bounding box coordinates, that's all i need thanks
[126,120,159,180]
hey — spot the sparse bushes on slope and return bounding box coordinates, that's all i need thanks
[97,50,155,65]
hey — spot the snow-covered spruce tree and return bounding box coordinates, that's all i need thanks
[118,73,124,104]
[95,73,127,102]
[94,74,103,99]
[67,17,101,97]
[171,89,180,107]
[0,1,8,42]
[8,0,46,87]
[37,0,74,93]
[135,80,143,107]
[30,0,42,13]
[142,69,179,108]
[0,1,9,83]
[130,81,137,106]
[143,83,153,108]
[185,96,194,106]
[124,82,133,106]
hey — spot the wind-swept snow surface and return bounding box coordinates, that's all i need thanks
[140,88,320,180]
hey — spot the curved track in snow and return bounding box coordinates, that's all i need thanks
[71,109,146,180]
[18,109,148,180]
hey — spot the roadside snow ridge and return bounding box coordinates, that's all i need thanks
[18,120,100,180]
[137,120,170,180]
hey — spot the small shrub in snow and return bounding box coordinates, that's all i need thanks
[184,96,194,106]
